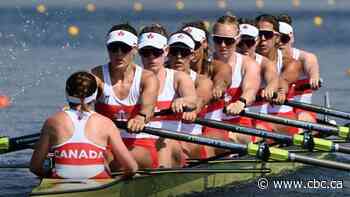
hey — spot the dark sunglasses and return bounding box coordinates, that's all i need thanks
[240,36,256,48]
[280,34,291,44]
[107,43,132,54]
[259,30,275,40]
[169,47,192,57]
[194,41,202,50]
[139,48,164,58]
[213,36,236,46]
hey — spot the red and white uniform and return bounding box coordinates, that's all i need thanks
[149,68,181,132]
[204,53,252,139]
[95,64,159,168]
[52,109,110,179]
[292,48,316,119]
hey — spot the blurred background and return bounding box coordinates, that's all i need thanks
[0,0,349,196]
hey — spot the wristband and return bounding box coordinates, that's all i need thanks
[137,112,148,122]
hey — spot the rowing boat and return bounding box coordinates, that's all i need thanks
[30,148,329,197]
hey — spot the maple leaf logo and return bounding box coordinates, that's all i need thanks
[117,31,124,36]
[147,33,154,39]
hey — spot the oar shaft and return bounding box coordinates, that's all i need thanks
[195,118,293,144]
[241,110,338,135]
[285,100,350,120]
[290,153,350,171]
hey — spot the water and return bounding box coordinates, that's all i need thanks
[0,0,350,196]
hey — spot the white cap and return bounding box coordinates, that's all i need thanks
[239,24,259,38]
[106,30,138,47]
[138,32,168,50]
[66,89,98,104]
[168,33,195,50]
[183,26,206,42]
[279,22,293,35]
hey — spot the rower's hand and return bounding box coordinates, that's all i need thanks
[310,77,320,89]
[273,90,286,105]
[127,115,146,133]
[182,110,197,122]
[212,85,225,100]
[261,86,275,101]
[226,100,245,115]
[171,98,189,113]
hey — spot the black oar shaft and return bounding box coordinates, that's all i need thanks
[285,100,350,120]
[337,145,350,154]
[290,153,350,171]
[195,118,294,144]
[241,110,338,135]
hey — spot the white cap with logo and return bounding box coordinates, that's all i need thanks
[279,22,293,35]
[138,32,168,50]
[239,24,259,38]
[168,32,195,50]
[106,30,138,47]
[183,26,206,42]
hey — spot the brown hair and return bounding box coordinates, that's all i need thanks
[107,23,138,36]
[140,24,168,37]
[277,13,293,25]
[66,71,97,112]
[213,15,239,33]
[255,14,279,32]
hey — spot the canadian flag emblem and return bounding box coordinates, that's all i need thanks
[177,34,184,39]
[117,31,125,36]
[147,33,154,39]
[184,27,192,33]
[242,25,248,29]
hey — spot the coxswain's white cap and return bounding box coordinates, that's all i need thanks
[106,30,138,47]
[138,32,168,50]
[66,89,98,104]
[168,32,195,50]
[183,26,206,42]
[279,22,293,35]
[239,24,259,38]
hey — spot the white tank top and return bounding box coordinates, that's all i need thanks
[206,53,243,121]
[180,69,202,135]
[51,109,109,179]
[267,50,294,114]
[95,64,156,139]
[148,68,181,132]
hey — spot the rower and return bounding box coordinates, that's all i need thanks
[277,14,320,128]
[30,71,138,179]
[255,14,303,135]
[91,24,159,169]
[209,15,261,144]
[138,25,197,167]
[237,18,279,134]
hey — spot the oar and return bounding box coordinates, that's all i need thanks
[240,110,350,140]
[283,100,350,120]
[114,121,350,171]
[194,117,350,154]
[0,133,39,154]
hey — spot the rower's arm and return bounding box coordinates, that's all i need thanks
[91,66,105,100]
[174,71,197,109]
[211,60,232,99]
[301,51,320,86]
[241,57,261,105]
[195,75,213,113]
[30,119,52,178]
[139,70,159,122]
[262,58,279,92]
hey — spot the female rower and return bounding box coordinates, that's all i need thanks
[30,71,138,179]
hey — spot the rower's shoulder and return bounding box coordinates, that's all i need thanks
[296,48,318,61]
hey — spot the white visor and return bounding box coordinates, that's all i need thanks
[66,89,98,104]
[239,24,259,38]
[106,30,138,47]
[279,22,293,35]
[183,26,206,42]
[138,32,168,50]
[168,33,195,50]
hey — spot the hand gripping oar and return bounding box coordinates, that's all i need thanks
[0,133,39,154]
[240,110,350,140]
[114,121,350,171]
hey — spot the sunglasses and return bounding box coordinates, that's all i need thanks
[280,34,291,44]
[259,30,275,40]
[212,36,236,46]
[194,41,202,50]
[139,48,164,58]
[169,47,192,57]
[240,35,256,48]
[107,43,132,54]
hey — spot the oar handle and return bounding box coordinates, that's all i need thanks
[154,107,196,116]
